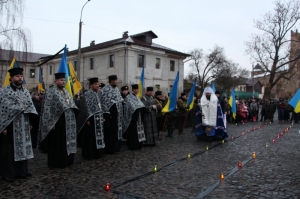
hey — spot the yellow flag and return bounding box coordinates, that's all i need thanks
[4,58,16,86]
[68,62,82,95]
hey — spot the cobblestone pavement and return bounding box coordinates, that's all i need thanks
[0,119,299,199]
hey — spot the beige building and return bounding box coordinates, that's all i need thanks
[42,31,190,94]
[1,31,190,94]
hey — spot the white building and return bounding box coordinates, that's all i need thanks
[42,31,190,94]
[1,31,190,94]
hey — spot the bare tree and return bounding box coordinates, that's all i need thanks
[213,60,249,96]
[245,0,300,99]
[0,0,30,57]
[189,46,226,93]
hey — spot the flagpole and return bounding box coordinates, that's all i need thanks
[181,111,189,134]
[77,0,91,85]
[159,114,168,140]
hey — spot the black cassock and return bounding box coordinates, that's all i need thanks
[47,113,74,168]
[82,115,104,160]
[124,109,143,150]
[0,122,28,178]
[104,104,120,154]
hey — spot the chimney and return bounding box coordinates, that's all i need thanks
[123,31,128,38]
[90,40,95,46]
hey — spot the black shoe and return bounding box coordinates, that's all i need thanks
[3,177,15,182]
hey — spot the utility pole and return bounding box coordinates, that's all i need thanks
[77,0,90,86]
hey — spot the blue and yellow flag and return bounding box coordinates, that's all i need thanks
[162,71,179,113]
[3,58,26,86]
[211,81,216,93]
[58,45,73,97]
[186,78,197,111]
[288,88,300,113]
[228,88,236,119]
[137,66,145,98]
[68,61,82,95]
[38,67,45,93]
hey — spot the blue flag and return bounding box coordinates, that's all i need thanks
[211,81,216,92]
[186,78,197,111]
[162,71,179,113]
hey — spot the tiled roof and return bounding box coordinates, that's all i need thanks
[0,49,50,63]
[67,31,190,57]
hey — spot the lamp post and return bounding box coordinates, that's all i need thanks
[77,0,91,85]
[252,64,254,99]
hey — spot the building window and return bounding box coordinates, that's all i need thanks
[146,37,151,43]
[29,69,35,78]
[170,60,175,71]
[156,58,160,69]
[240,87,242,91]
[74,60,77,71]
[138,54,144,68]
[109,55,114,68]
[49,65,52,75]
[90,58,94,70]
[155,84,160,91]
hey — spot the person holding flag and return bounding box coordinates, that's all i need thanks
[186,78,198,133]
[161,72,179,138]
[229,88,237,124]
[195,87,228,141]
[141,86,159,145]
[164,93,176,137]
[154,90,166,139]
[289,88,300,123]
[38,46,79,168]
[177,92,188,134]
[0,68,37,182]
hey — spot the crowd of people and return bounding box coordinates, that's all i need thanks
[0,67,298,183]
[0,69,203,182]
[222,97,299,124]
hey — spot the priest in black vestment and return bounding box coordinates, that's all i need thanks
[141,87,159,145]
[0,68,37,182]
[38,73,78,168]
[122,84,146,150]
[77,78,105,160]
[101,75,123,154]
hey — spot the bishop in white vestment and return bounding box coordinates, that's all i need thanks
[195,87,228,141]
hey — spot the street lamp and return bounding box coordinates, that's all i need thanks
[252,64,254,99]
[77,0,91,85]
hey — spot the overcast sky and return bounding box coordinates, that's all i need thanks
[23,0,277,76]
